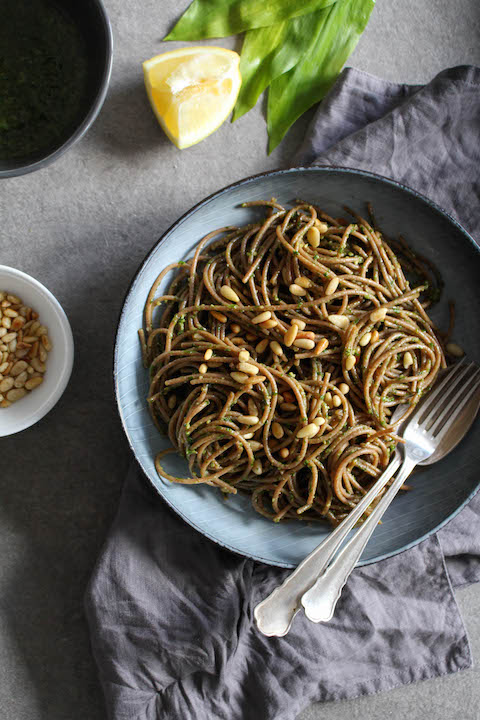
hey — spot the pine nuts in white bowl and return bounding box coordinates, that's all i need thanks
[0,266,74,437]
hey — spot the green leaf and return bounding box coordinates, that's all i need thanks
[233,11,329,122]
[267,0,375,152]
[165,0,337,40]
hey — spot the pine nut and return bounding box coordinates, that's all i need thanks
[10,360,28,377]
[6,388,27,403]
[297,423,320,439]
[220,285,240,303]
[293,338,315,350]
[246,333,257,341]
[25,377,43,391]
[199,363,208,374]
[279,448,289,459]
[332,395,342,407]
[252,459,263,475]
[0,328,6,338]
[252,311,271,325]
[272,422,284,439]
[359,332,372,347]
[23,336,38,344]
[243,433,254,439]
[14,371,28,388]
[238,415,259,425]
[231,323,241,334]
[314,220,328,233]
[325,392,333,405]
[238,362,259,375]
[294,276,313,289]
[313,416,326,427]
[446,342,464,358]
[260,319,277,329]
[284,324,298,347]
[280,402,297,412]
[204,348,213,360]
[211,310,227,323]
[328,314,350,330]
[7,294,20,304]
[248,398,257,416]
[249,441,263,451]
[238,350,250,362]
[370,308,387,322]
[256,338,269,353]
[307,227,320,248]
[0,400,11,408]
[3,308,18,318]
[167,394,177,409]
[291,319,306,330]
[231,337,245,346]
[0,378,14,393]
[325,277,339,295]
[339,383,349,394]
[289,283,307,296]
[296,331,315,340]
[0,362,8,374]
[283,391,294,402]
[345,356,356,370]
[1,317,11,328]
[11,317,25,331]
[2,332,16,344]
[314,338,329,355]
[403,351,414,368]
[40,334,52,352]
[250,375,267,384]
[230,371,251,384]
[270,341,283,356]
[371,329,380,343]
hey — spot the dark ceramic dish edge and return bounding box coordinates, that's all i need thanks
[0,0,113,179]
[113,165,480,568]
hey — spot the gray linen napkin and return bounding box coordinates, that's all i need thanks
[85,65,480,720]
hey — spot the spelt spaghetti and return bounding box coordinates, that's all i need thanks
[139,201,445,526]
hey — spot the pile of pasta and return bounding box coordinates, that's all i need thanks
[139,201,445,525]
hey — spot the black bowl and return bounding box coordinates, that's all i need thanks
[0,0,113,178]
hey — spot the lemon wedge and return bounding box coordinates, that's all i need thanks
[143,47,241,149]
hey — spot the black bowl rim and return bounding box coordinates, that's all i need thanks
[114,165,480,568]
[0,0,113,179]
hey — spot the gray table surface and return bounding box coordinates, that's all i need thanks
[1,1,479,719]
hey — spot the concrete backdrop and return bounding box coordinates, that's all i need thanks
[0,1,479,718]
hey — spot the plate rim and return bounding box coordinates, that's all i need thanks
[113,165,480,568]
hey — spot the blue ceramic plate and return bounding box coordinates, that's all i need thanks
[114,167,480,568]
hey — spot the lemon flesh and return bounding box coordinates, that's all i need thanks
[143,47,241,149]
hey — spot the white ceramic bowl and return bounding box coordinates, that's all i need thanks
[0,266,74,436]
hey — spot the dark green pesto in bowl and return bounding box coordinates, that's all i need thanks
[0,0,89,162]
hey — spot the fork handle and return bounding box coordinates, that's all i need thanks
[254,452,402,637]
[301,456,417,624]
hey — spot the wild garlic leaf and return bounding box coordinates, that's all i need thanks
[165,0,337,40]
[267,0,375,153]
[233,11,329,122]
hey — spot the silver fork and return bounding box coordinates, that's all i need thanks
[255,361,480,636]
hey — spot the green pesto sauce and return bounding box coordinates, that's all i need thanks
[0,0,89,160]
